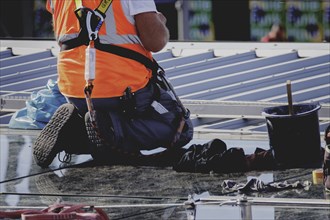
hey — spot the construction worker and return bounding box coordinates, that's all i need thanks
[33,0,193,168]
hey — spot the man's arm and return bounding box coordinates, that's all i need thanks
[135,12,170,52]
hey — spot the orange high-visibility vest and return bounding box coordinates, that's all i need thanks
[47,0,153,98]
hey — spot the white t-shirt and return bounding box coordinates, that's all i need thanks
[121,0,158,24]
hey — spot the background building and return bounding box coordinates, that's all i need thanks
[0,0,329,42]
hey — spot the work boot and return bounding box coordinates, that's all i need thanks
[323,124,330,192]
[85,111,116,162]
[33,103,90,168]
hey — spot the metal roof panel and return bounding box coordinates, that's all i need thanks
[0,40,329,136]
[0,50,54,68]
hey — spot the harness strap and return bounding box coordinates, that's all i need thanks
[75,0,113,17]
[74,0,83,9]
[95,0,113,16]
[60,40,159,75]
[95,42,159,74]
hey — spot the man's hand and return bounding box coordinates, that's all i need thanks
[135,12,170,52]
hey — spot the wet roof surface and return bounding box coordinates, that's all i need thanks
[0,40,330,219]
[1,130,329,219]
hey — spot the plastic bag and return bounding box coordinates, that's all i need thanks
[9,79,67,130]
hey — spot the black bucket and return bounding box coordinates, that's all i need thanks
[262,103,322,168]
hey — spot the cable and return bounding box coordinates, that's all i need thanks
[0,159,95,184]
[0,192,187,202]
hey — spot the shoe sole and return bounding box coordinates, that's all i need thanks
[33,104,75,168]
[85,112,123,163]
[85,112,105,148]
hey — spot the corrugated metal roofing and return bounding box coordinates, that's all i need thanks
[0,40,329,137]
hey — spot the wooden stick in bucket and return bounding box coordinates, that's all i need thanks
[286,80,294,115]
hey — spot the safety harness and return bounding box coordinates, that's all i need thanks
[71,0,114,130]
[67,0,189,148]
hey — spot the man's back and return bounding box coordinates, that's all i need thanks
[47,0,169,98]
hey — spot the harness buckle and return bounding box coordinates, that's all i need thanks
[84,83,94,97]
[75,7,105,42]
[86,10,104,41]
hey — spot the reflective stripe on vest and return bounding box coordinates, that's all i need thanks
[48,0,153,98]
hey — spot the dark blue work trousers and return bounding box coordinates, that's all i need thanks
[67,82,193,153]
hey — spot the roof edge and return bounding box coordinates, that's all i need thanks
[1,40,329,57]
